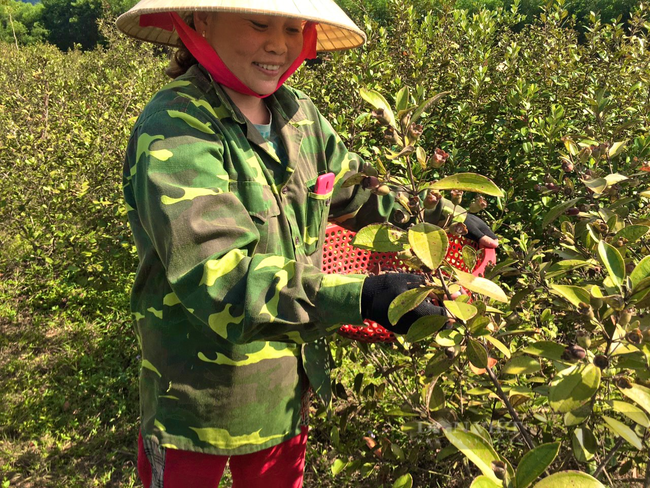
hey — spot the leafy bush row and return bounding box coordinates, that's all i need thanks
[0,1,649,486]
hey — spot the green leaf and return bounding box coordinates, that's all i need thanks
[549,364,601,413]
[597,240,625,288]
[429,173,505,197]
[342,172,367,188]
[549,284,591,308]
[467,339,488,369]
[542,198,582,228]
[502,355,540,375]
[359,88,396,127]
[444,300,478,322]
[532,471,605,488]
[436,329,463,347]
[454,269,508,303]
[608,400,650,428]
[565,403,593,426]
[395,86,410,113]
[618,383,650,416]
[571,427,597,463]
[484,335,511,359]
[410,91,450,125]
[388,286,434,325]
[613,225,649,243]
[545,260,594,279]
[470,476,502,488]
[393,473,413,488]
[521,341,567,361]
[406,315,448,343]
[604,173,628,185]
[425,351,455,377]
[442,428,502,484]
[408,223,449,271]
[331,458,347,476]
[602,416,643,450]
[582,177,608,196]
[630,256,650,291]
[462,245,478,271]
[515,442,560,488]
[352,223,406,252]
[608,142,626,158]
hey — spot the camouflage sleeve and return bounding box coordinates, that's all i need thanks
[126,100,364,345]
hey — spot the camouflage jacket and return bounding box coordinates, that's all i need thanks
[123,64,430,456]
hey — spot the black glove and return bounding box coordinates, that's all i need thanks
[361,273,447,334]
[464,213,498,244]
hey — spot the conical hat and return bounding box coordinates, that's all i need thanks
[116,0,366,51]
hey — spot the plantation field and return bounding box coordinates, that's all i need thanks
[1,1,649,487]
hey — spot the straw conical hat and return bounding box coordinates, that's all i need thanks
[116,0,366,51]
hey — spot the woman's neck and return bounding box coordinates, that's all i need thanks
[223,86,270,125]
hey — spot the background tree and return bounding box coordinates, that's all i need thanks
[41,0,103,50]
[0,0,47,45]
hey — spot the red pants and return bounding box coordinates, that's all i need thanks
[138,428,308,488]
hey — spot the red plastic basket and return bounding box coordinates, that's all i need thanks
[322,224,496,343]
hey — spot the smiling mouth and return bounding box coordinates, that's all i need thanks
[253,62,282,72]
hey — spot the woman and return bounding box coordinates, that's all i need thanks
[117,2,498,486]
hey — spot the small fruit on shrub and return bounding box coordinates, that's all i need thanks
[566,207,580,216]
[371,108,390,126]
[393,209,409,224]
[448,222,468,236]
[362,176,380,190]
[423,190,441,209]
[578,302,595,321]
[408,123,423,139]
[444,347,458,359]
[614,238,628,248]
[546,182,560,193]
[468,195,488,213]
[618,308,634,327]
[450,189,463,205]
[594,221,609,234]
[625,328,643,345]
[616,377,633,389]
[430,148,449,168]
[408,196,420,210]
[576,330,591,348]
[562,161,574,172]
[593,355,609,369]
[563,344,586,361]
[491,461,507,480]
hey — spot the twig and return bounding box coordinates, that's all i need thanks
[9,13,19,50]
[436,268,453,301]
[593,437,625,479]
[485,365,535,450]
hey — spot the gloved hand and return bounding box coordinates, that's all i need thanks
[361,273,447,334]
[464,214,499,249]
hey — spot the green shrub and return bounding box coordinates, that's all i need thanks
[1,1,648,486]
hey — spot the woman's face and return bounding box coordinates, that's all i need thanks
[199,12,304,95]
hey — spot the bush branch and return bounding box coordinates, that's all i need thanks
[485,365,535,450]
[593,436,625,480]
